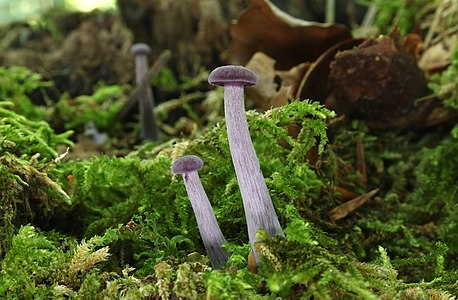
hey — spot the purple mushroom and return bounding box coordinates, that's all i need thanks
[171,155,229,269]
[208,65,284,265]
[130,43,159,141]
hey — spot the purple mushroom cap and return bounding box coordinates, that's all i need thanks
[130,43,152,56]
[172,155,204,174]
[208,66,258,87]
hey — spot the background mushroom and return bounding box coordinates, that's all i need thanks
[130,43,159,141]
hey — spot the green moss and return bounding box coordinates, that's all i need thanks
[369,0,431,36]
[51,83,127,133]
[0,101,73,160]
[3,78,458,297]
[0,101,73,256]
[0,225,155,299]
[0,66,51,121]
[0,226,72,299]
[429,41,458,111]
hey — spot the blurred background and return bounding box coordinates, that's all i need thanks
[0,0,116,24]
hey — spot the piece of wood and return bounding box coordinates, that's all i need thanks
[117,50,172,121]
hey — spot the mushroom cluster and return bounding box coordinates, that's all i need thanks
[172,65,283,269]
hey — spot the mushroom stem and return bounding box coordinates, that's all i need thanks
[130,43,159,141]
[172,155,228,269]
[209,66,284,265]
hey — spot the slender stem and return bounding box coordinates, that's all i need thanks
[224,85,284,264]
[183,171,228,269]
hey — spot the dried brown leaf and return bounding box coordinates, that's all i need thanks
[229,0,352,70]
[329,188,379,221]
[245,52,308,110]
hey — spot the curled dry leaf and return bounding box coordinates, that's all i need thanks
[229,0,352,70]
[297,38,364,101]
[245,51,309,110]
[419,36,458,74]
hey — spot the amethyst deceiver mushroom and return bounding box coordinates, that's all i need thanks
[208,65,284,265]
[130,43,159,141]
[172,155,229,269]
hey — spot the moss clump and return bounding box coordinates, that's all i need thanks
[51,83,128,133]
[0,225,155,298]
[0,66,51,121]
[3,63,458,297]
[372,0,432,36]
[429,41,458,112]
[0,100,73,256]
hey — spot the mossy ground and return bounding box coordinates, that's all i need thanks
[1,1,458,297]
[1,60,458,299]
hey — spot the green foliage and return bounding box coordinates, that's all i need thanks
[204,268,263,299]
[36,99,334,297]
[412,139,458,214]
[367,0,431,35]
[0,101,73,256]
[51,83,127,133]
[0,66,51,121]
[0,226,72,299]
[429,41,458,110]
[253,206,455,299]
[152,67,210,93]
[152,67,180,92]
[256,205,377,299]
[411,138,458,261]
[0,225,155,299]
[5,89,458,298]
[321,120,450,270]
[0,101,73,160]
[0,152,71,256]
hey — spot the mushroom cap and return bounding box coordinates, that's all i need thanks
[171,155,204,174]
[130,43,151,56]
[208,65,258,87]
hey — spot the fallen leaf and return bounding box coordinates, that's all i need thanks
[245,51,309,110]
[229,0,352,70]
[419,36,457,74]
[296,38,363,101]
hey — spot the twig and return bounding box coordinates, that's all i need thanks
[361,5,378,28]
[155,92,206,117]
[424,0,445,48]
[117,49,172,121]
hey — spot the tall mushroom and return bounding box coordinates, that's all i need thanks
[130,43,159,141]
[171,155,229,269]
[208,66,284,265]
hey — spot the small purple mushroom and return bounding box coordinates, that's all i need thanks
[130,43,159,141]
[172,155,229,269]
[208,65,284,265]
